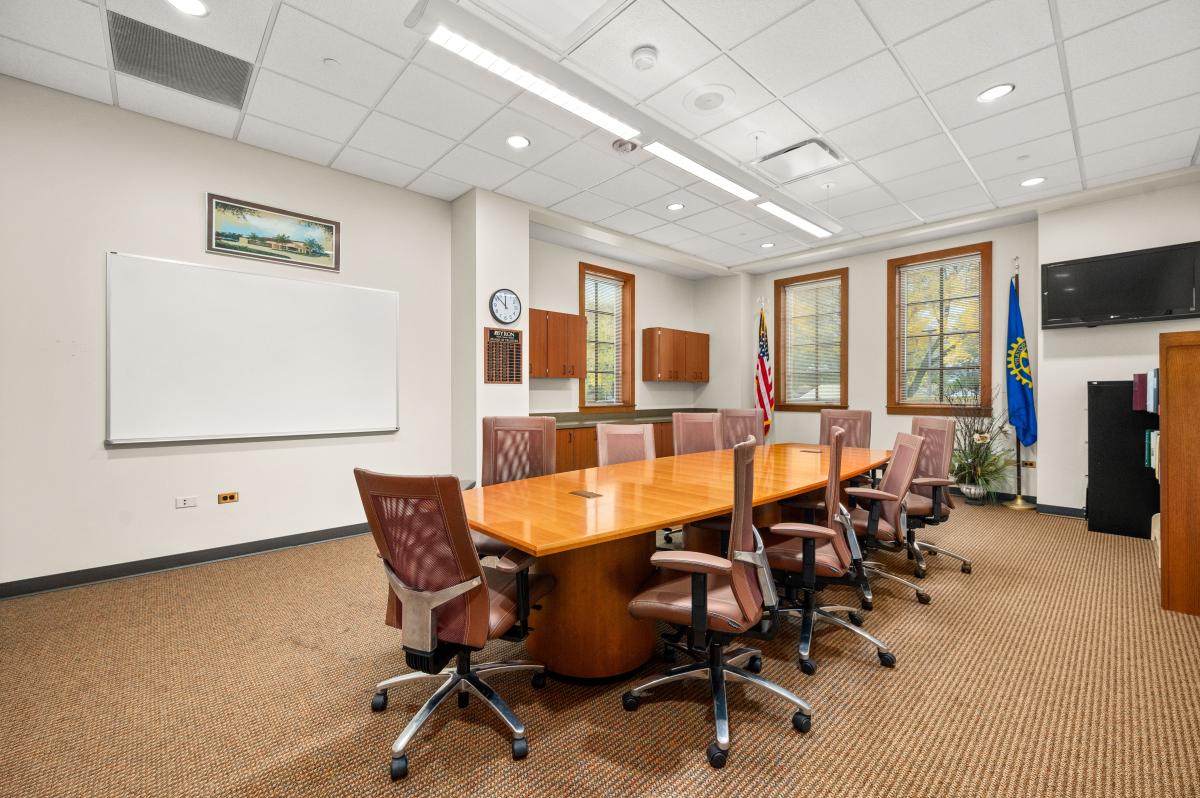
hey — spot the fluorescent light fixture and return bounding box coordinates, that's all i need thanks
[643,142,758,202]
[164,0,209,16]
[666,202,685,211]
[760,242,775,248]
[976,83,1015,103]
[1020,176,1046,187]
[757,201,832,238]
[428,26,639,140]
[506,135,530,150]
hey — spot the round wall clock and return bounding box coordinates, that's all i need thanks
[489,288,522,324]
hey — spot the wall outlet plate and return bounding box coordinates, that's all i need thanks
[175,496,198,509]
[218,492,239,504]
[1021,460,1036,468]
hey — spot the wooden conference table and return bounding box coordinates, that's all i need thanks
[461,442,891,679]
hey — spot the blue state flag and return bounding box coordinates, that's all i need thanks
[1006,277,1037,447]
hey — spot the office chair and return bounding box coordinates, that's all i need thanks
[672,411,722,455]
[906,417,973,577]
[787,408,874,519]
[766,427,896,675]
[621,438,813,769]
[718,408,763,448]
[475,416,556,557]
[354,470,555,781]
[846,432,930,606]
[596,422,655,466]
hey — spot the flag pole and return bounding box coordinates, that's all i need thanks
[1006,257,1035,511]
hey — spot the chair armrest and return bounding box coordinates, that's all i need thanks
[845,487,899,503]
[912,477,954,488]
[479,548,535,573]
[770,522,837,541]
[382,561,482,655]
[651,550,732,576]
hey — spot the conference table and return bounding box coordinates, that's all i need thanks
[461,442,891,679]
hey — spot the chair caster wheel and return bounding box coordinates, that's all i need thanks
[961,563,973,574]
[878,651,896,668]
[792,711,812,733]
[706,743,727,769]
[926,548,939,556]
[530,671,547,689]
[746,655,763,674]
[849,612,865,627]
[662,646,677,663]
[914,568,926,579]
[917,591,931,605]
[458,692,469,709]
[622,692,640,711]
[799,658,817,676]
[390,755,408,781]
[511,737,528,760]
[371,690,387,712]
[861,599,873,611]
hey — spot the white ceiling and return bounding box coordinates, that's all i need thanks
[2,0,1199,275]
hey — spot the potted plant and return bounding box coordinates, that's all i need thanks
[948,388,1016,504]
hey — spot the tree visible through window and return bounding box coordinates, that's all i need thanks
[580,264,633,408]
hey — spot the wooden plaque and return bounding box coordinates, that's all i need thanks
[484,327,522,384]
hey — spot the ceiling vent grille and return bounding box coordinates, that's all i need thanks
[754,139,843,184]
[108,12,253,109]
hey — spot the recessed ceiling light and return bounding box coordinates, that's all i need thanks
[666,202,685,211]
[686,84,733,113]
[506,135,530,150]
[164,0,209,16]
[757,201,832,238]
[1020,176,1046,187]
[760,242,776,249]
[976,83,1015,103]
[643,142,758,202]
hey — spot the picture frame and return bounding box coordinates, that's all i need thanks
[206,193,340,272]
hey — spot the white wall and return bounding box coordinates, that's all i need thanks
[0,77,453,583]
[694,272,756,411]
[1036,180,1200,510]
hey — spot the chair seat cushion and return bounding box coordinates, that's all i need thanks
[781,490,824,512]
[628,571,752,633]
[905,493,949,521]
[485,570,556,639]
[850,506,896,541]
[764,537,845,577]
[472,531,511,559]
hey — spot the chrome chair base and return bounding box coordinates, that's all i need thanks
[779,603,896,673]
[862,560,932,604]
[916,540,974,574]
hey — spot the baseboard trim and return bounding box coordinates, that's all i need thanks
[0,523,369,600]
[947,488,1037,503]
[1036,504,1087,518]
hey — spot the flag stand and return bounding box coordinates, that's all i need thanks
[1005,259,1036,511]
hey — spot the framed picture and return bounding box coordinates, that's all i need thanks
[206,193,340,272]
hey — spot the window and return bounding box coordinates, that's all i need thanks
[579,263,634,409]
[887,242,992,415]
[774,268,848,411]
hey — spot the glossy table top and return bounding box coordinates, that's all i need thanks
[462,443,891,556]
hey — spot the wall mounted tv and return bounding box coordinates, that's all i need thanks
[1041,241,1200,329]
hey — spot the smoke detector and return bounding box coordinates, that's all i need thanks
[611,138,639,154]
[631,45,658,71]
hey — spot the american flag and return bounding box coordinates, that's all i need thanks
[755,307,773,438]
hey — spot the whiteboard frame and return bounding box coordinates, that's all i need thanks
[105,251,400,446]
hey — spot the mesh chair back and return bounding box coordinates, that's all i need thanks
[673,412,722,455]
[911,417,955,506]
[727,438,764,628]
[482,416,556,486]
[875,433,924,537]
[820,409,871,448]
[822,427,855,568]
[353,470,490,650]
[719,408,762,448]
[596,423,655,466]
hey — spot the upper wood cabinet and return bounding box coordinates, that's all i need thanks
[642,327,709,383]
[529,308,584,379]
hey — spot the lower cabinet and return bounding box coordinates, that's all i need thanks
[556,427,597,472]
[653,422,674,458]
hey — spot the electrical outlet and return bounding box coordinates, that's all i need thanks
[175,496,198,509]
[218,492,239,505]
[1021,460,1036,468]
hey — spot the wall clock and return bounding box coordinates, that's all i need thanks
[489,288,522,324]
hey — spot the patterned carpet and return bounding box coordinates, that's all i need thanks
[2,504,1198,797]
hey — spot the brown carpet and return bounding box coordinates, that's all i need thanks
[2,504,1199,797]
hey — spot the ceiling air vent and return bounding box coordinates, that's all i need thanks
[754,139,843,184]
[108,12,253,108]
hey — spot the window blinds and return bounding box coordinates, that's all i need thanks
[897,251,982,405]
[784,275,843,405]
[585,271,623,405]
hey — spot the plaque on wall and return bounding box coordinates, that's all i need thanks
[484,327,522,384]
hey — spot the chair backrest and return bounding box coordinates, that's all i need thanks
[482,416,556,486]
[727,437,764,629]
[911,417,955,505]
[596,423,655,466]
[353,470,490,650]
[673,412,722,455]
[822,427,855,568]
[819,409,871,448]
[875,432,925,537]
[719,408,762,448]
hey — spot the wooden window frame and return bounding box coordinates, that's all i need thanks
[578,262,635,413]
[773,267,849,413]
[886,242,992,417]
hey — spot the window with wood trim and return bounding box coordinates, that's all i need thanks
[887,242,992,416]
[774,268,848,412]
[579,263,635,410]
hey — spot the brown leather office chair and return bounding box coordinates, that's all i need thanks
[906,417,973,577]
[596,423,655,466]
[766,427,896,675]
[672,411,722,455]
[846,432,931,606]
[475,416,556,557]
[354,469,555,781]
[719,408,762,448]
[620,438,813,769]
[786,408,875,518]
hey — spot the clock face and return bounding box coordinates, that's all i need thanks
[490,289,522,324]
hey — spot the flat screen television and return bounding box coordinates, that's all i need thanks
[1041,241,1200,329]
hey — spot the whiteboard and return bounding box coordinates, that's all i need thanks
[106,252,399,444]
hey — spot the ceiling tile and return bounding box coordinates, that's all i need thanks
[986,158,1080,200]
[550,191,627,221]
[922,202,995,222]
[857,134,962,182]
[672,234,726,258]
[1078,94,1200,156]
[636,189,716,221]
[534,141,631,188]
[466,107,573,167]
[106,0,274,62]
[706,244,756,266]
[0,0,105,66]
[0,37,111,103]
[886,161,979,201]
[951,94,1070,157]
[904,184,992,217]
[600,208,662,235]
[247,69,368,142]
[117,74,238,137]
[785,164,876,203]
[638,154,696,186]
[1064,0,1200,87]
[643,56,774,136]
[637,223,699,245]
[827,97,941,160]
[1082,128,1200,179]
[413,42,520,104]
[994,180,1081,207]
[821,184,895,217]
[710,220,774,246]
[350,112,456,169]
[1072,49,1200,126]
[928,47,1063,129]
[1056,0,1171,40]
[701,102,817,164]
[507,90,594,137]
[590,168,677,205]
[783,51,916,132]
[1087,156,1196,188]
[663,0,806,50]
[567,0,720,101]
[238,115,340,164]
[407,172,471,201]
[378,64,501,140]
[838,203,920,233]
[737,233,809,255]
[856,0,983,43]
[331,147,421,188]
[496,171,579,207]
[968,130,1077,180]
[677,205,744,233]
[896,0,1054,92]
[429,145,524,190]
[261,5,404,107]
[732,0,883,97]
[284,0,423,58]
[471,0,627,54]
[582,129,652,164]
